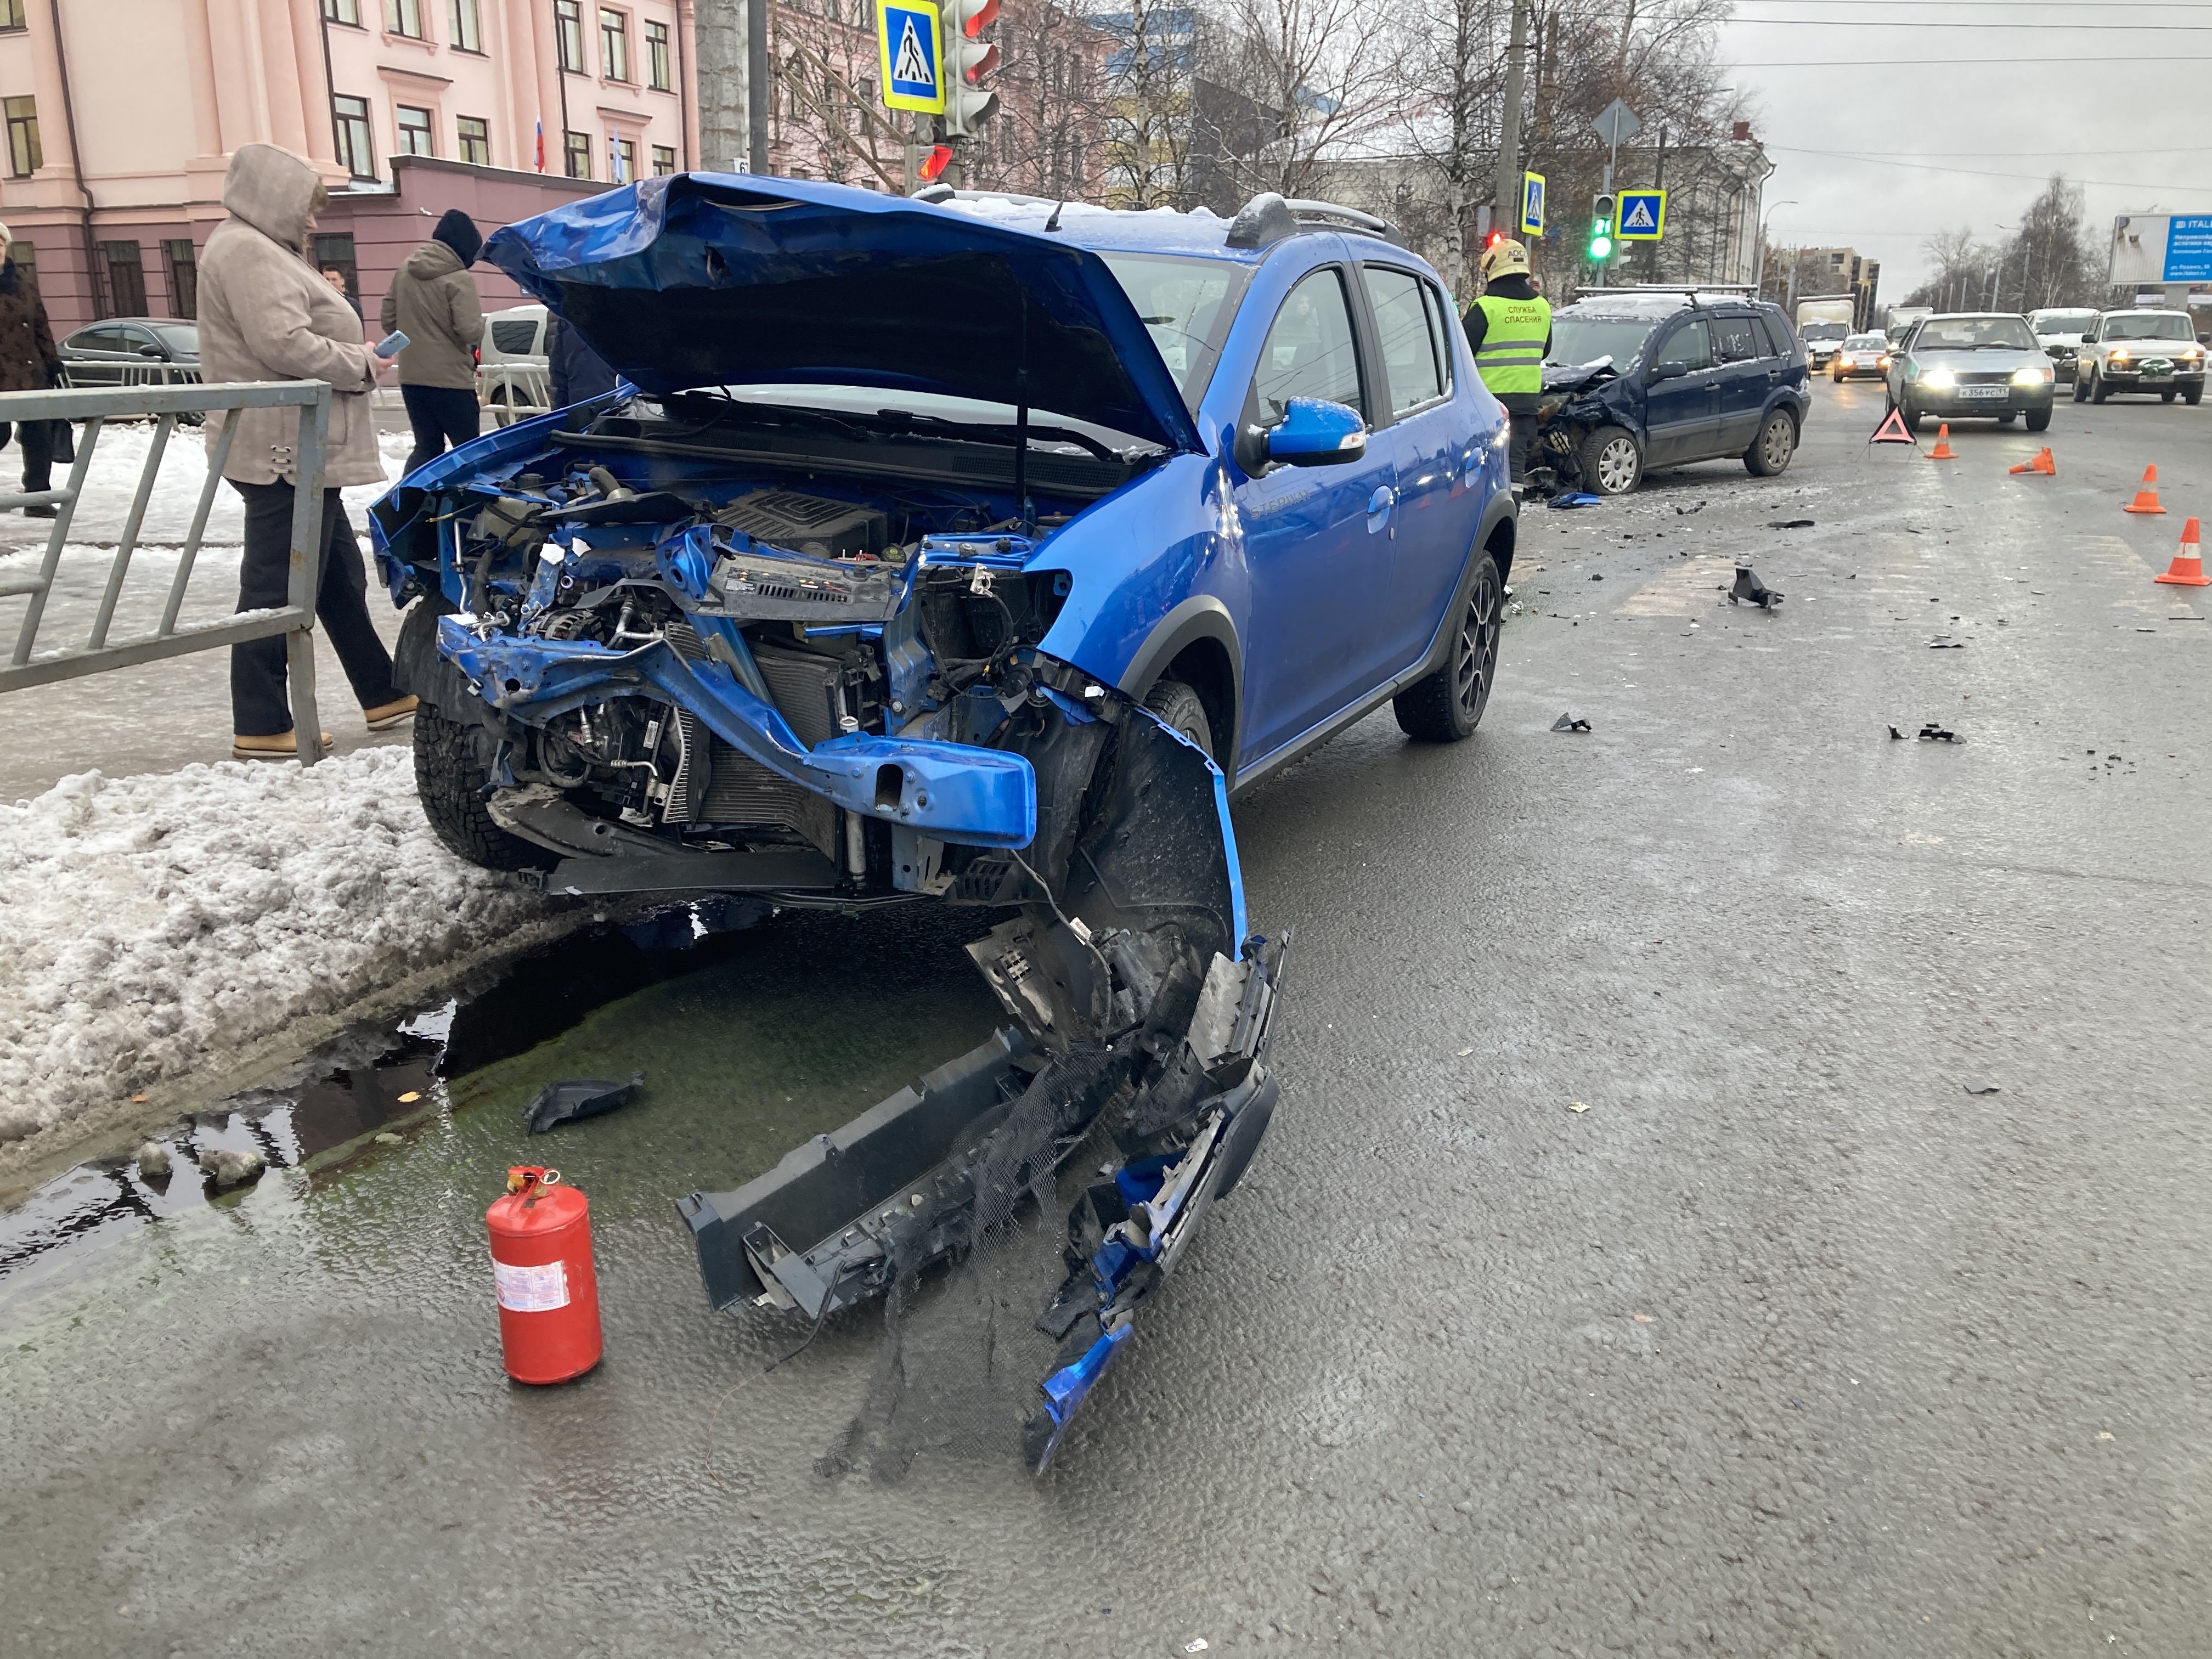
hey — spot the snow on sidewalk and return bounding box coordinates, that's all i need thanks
[0,747,551,1146]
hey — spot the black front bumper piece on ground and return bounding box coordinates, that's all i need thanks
[676,704,1290,1472]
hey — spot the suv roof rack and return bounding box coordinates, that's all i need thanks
[1568,284,1759,307]
[1227,193,1407,251]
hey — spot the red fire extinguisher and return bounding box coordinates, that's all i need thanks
[486,1166,602,1384]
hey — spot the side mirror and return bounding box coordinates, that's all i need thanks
[138,345,165,359]
[1265,397,1367,467]
[1649,360,1688,382]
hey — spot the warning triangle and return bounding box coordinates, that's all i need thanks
[1622,199,1657,233]
[893,17,933,87]
[1870,406,1917,445]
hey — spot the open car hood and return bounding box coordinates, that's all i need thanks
[483,173,1205,455]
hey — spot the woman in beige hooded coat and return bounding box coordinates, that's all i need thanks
[197,143,414,760]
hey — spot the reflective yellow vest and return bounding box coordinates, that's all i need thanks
[1472,294,1551,396]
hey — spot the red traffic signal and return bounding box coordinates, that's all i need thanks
[959,0,999,33]
[918,144,954,182]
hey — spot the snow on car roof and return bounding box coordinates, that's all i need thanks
[941,193,1263,259]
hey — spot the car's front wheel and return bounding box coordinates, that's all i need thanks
[1577,426,1643,495]
[2187,385,2203,407]
[2091,368,2110,404]
[2025,407,2052,432]
[1745,409,1797,476]
[414,704,555,872]
[1393,552,1503,743]
[2072,371,2090,403]
[1141,677,1214,759]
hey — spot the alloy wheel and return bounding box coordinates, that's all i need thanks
[1595,437,1639,494]
[1452,563,1502,726]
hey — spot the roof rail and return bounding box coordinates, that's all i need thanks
[1227,192,1408,251]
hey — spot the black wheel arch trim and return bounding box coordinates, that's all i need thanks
[1115,594,1245,772]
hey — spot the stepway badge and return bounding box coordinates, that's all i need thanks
[1617,189,1667,241]
[879,0,945,113]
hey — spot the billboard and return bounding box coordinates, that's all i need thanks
[2108,215,2212,287]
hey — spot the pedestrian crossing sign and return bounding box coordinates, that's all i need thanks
[1617,189,1667,241]
[1520,172,1545,237]
[878,0,945,114]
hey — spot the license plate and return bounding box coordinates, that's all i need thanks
[1956,385,2007,399]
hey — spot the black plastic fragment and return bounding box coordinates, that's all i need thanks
[1729,566,1782,608]
[1964,1084,2002,1096]
[1917,723,1965,743]
[1888,725,1906,740]
[1551,713,1592,732]
[1768,518,1815,529]
[522,1070,646,1133]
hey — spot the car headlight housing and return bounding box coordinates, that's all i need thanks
[1921,367,1956,390]
[2183,347,2203,362]
[2011,365,2051,386]
[1878,354,1892,368]
[2111,347,2131,362]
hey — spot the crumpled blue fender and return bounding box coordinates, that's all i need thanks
[436,614,1037,848]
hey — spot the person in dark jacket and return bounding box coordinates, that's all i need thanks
[381,208,486,475]
[545,313,618,408]
[0,221,64,517]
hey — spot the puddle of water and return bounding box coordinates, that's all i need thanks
[0,892,1002,1316]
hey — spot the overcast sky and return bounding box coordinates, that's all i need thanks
[1713,1,2212,298]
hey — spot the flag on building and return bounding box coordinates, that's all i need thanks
[535,120,544,172]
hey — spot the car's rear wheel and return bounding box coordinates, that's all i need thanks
[2162,390,2177,403]
[1577,426,1642,496]
[1141,678,1214,759]
[414,703,555,872]
[1393,552,1503,743]
[1745,409,1797,477]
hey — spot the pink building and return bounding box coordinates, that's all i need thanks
[0,0,701,334]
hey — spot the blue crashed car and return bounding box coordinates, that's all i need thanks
[368,174,1514,1469]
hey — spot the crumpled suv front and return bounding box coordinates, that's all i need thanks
[368,174,1510,1469]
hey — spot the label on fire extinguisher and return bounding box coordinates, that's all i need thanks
[493,1257,569,1312]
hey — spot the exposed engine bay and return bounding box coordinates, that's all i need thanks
[371,391,1285,1471]
[1527,357,1621,498]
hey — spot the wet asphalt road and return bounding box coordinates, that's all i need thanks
[4,380,2209,1656]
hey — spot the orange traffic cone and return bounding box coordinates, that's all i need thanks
[2154,517,2209,586]
[2123,465,2166,514]
[1928,424,1958,460]
[2008,447,2057,476]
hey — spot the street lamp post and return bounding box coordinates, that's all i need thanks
[1753,200,1796,301]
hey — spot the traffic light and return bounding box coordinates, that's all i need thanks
[940,0,1001,137]
[1588,193,1616,262]
[917,143,954,182]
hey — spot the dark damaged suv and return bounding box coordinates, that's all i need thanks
[369,176,1515,1469]
[1534,290,1811,495]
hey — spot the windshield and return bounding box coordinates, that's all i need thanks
[150,323,199,356]
[1548,315,1661,367]
[2103,313,2193,341]
[2030,310,2096,334]
[1097,252,1246,413]
[1800,322,1849,341]
[1914,317,2037,351]
[1842,335,1887,351]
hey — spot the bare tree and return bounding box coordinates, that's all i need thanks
[1101,0,1201,208]
[964,1,1119,198]
[1201,0,1398,205]
[1390,0,1506,294]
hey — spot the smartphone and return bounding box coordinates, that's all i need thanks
[374,330,409,359]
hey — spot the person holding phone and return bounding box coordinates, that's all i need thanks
[381,209,487,476]
[196,143,413,761]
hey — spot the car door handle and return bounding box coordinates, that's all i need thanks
[1366,484,1394,529]
[1701,381,1720,392]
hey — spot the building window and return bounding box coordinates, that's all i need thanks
[333,94,376,179]
[448,0,481,50]
[611,136,636,182]
[555,0,585,70]
[457,115,490,165]
[4,95,39,178]
[163,239,199,319]
[9,240,33,287]
[599,8,628,81]
[651,143,675,176]
[564,128,591,178]
[385,0,424,37]
[397,104,435,156]
[321,0,360,22]
[645,19,670,89]
[0,0,27,26]
[313,233,358,307]
[99,241,148,319]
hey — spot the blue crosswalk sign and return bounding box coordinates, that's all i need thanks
[1520,172,1545,238]
[878,0,945,114]
[1617,189,1667,241]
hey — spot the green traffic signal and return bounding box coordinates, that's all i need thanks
[1589,223,1613,260]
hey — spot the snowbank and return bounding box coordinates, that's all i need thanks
[0,748,551,1144]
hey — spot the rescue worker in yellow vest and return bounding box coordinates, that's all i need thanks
[1463,238,1552,492]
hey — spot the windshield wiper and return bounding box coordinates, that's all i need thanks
[870,409,1142,462]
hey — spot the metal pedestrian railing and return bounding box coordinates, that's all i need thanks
[480,361,552,427]
[0,379,332,764]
